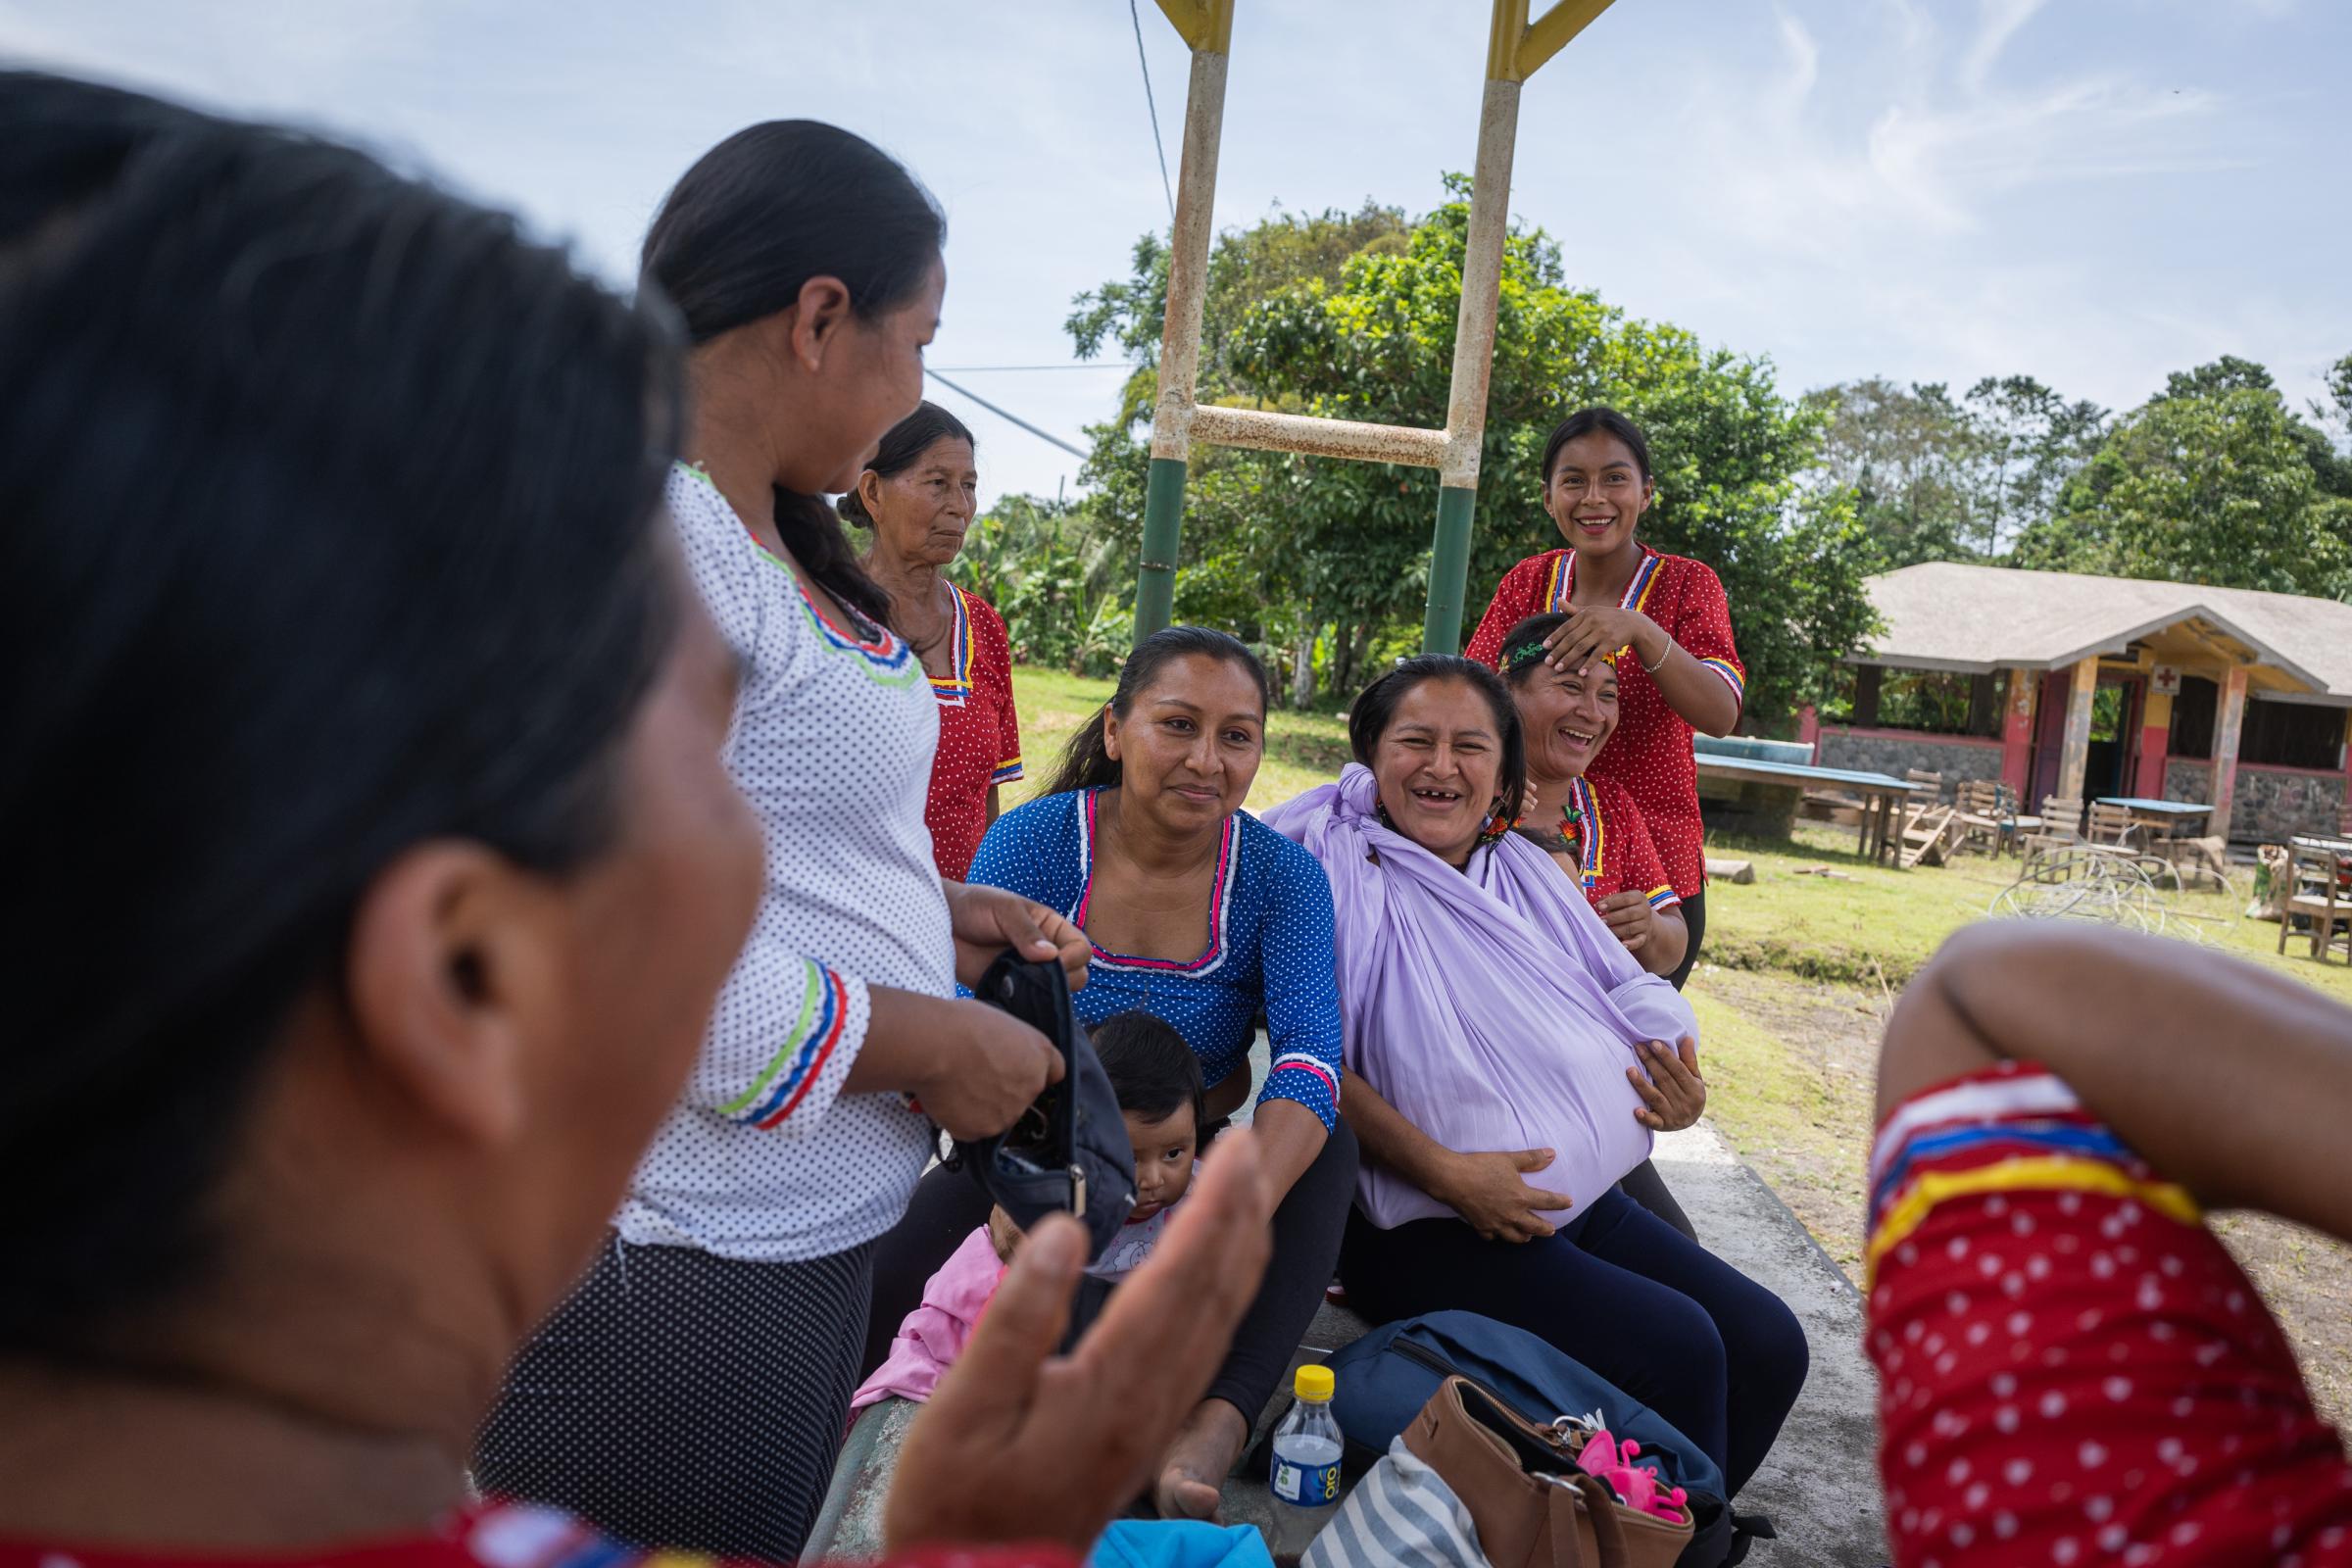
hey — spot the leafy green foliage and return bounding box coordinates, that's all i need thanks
[1064,177,1877,728]
[2013,380,2352,598]
[956,492,1130,674]
[1802,375,2108,566]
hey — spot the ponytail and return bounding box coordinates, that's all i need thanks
[776,488,893,626]
[1046,703,1124,797]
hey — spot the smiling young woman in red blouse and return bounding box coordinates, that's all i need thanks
[1465,408,1742,990]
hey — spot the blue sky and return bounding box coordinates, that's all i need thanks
[6,0,2344,509]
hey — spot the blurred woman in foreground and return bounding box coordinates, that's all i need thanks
[0,71,1266,1568]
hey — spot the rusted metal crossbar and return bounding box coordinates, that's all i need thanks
[1134,0,1618,653]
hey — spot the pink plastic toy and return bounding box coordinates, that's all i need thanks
[1574,1428,1689,1522]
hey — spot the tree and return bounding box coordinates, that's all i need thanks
[2318,353,2352,447]
[1797,375,2108,565]
[1216,175,1875,728]
[1064,203,1413,700]
[1961,376,2109,553]
[2158,354,2275,403]
[1802,378,1989,567]
[957,492,1129,673]
[2012,383,2352,599]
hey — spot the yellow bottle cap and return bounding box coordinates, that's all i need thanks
[1295,1364,1336,1401]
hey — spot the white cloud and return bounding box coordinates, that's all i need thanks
[6,0,2341,503]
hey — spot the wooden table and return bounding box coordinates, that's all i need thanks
[2095,796,2214,842]
[1696,755,1918,865]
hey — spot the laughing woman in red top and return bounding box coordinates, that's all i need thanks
[1465,408,1743,991]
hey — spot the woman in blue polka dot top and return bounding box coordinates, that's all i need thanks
[865,628,1356,1522]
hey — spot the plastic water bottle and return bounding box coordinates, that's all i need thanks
[1268,1363,1345,1562]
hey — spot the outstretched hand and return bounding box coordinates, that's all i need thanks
[883,1132,1273,1553]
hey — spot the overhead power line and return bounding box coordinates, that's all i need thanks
[1128,0,1177,223]
[926,363,1143,372]
[925,368,1089,460]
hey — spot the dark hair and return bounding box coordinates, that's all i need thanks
[1540,406,1654,490]
[642,120,945,626]
[1046,626,1271,797]
[0,74,682,1349]
[1496,613,1574,687]
[836,400,975,527]
[1347,656,1528,840]
[1092,1011,1205,1130]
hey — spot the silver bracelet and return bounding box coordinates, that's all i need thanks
[1641,640,1672,675]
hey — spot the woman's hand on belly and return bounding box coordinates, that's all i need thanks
[1431,1147,1576,1243]
[1626,1035,1705,1132]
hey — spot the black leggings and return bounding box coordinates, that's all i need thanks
[1341,1185,1806,1496]
[865,1120,1359,1424]
[1665,887,1706,992]
[476,1236,873,1558]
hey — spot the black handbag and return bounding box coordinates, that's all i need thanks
[944,953,1137,1260]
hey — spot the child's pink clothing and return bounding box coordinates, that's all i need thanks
[851,1196,1188,1414]
[853,1227,1005,1412]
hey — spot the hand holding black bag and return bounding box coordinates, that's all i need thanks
[945,952,1137,1260]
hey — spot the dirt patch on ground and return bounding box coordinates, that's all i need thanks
[1690,965,2352,1431]
[2214,1213,2352,1430]
[1684,966,1886,1281]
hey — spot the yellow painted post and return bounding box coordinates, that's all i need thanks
[2056,657,2097,802]
[1135,0,1236,641]
[1131,0,1621,652]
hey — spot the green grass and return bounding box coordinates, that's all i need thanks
[1004,665,1352,812]
[1007,664,2352,1011]
[1683,984,1878,1272]
[1700,822,2352,1009]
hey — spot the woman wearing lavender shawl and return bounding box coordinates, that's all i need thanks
[1262,657,1806,1497]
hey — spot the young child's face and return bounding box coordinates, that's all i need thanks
[1123,1102,1199,1221]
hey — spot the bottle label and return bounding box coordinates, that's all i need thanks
[1272,1456,1342,1506]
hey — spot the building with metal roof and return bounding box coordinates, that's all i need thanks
[1800,562,2352,844]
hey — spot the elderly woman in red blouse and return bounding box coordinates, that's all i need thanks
[1465,407,1743,992]
[1496,612,1708,1240]
[1497,613,1690,980]
[843,402,1024,878]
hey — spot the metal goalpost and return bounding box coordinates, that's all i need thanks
[1130,0,1618,654]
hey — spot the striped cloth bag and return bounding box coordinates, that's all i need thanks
[1301,1437,1488,1568]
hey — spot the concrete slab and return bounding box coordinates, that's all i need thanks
[1217,1126,1888,1564]
[809,1035,1888,1564]
[1652,1122,1888,1565]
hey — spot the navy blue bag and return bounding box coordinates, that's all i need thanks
[1321,1312,1768,1568]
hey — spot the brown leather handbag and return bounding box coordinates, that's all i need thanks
[1399,1375,1694,1568]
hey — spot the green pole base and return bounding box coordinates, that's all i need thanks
[1422,483,1478,655]
[1135,456,1190,645]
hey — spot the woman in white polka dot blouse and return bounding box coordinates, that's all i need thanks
[476,122,1090,1558]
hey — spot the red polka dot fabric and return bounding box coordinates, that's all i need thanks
[1867,1061,2352,1566]
[1467,547,1743,900]
[922,583,1022,880]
